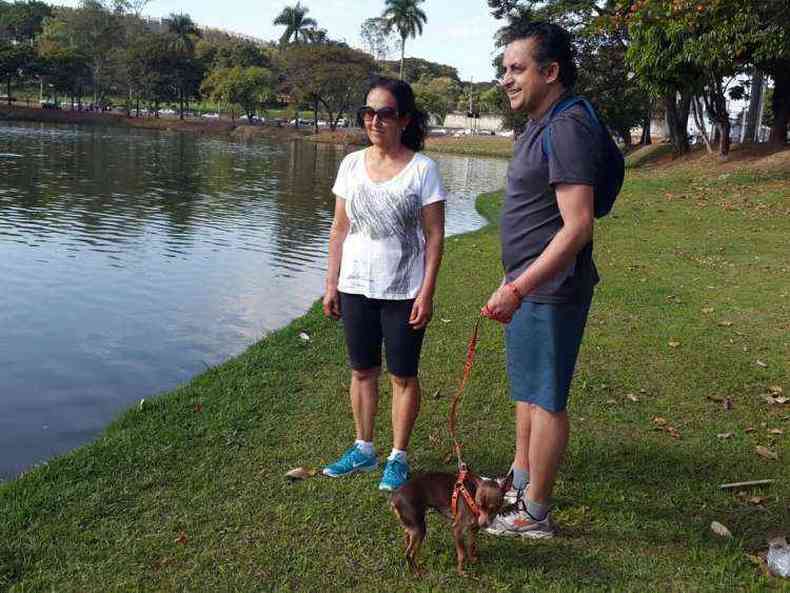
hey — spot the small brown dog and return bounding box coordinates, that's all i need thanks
[390,469,513,575]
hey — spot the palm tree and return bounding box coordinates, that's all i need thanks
[164,13,202,120]
[382,0,427,80]
[164,13,201,55]
[273,3,318,46]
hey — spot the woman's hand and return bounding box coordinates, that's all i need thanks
[409,293,433,330]
[481,282,522,324]
[323,287,341,320]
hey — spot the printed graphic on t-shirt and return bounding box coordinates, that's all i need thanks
[346,184,421,295]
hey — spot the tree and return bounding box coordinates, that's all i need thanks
[164,13,203,119]
[412,75,460,123]
[164,12,201,56]
[201,65,274,121]
[273,2,317,46]
[281,44,375,131]
[37,46,91,107]
[360,17,396,64]
[0,0,51,43]
[0,41,33,102]
[382,0,427,80]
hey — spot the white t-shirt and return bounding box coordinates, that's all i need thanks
[332,148,447,300]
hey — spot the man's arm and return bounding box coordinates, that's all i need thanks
[483,183,593,321]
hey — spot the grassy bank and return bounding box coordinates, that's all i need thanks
[1,150,789,592]
[304,130,515,159]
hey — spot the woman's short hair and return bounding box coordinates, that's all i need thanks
[363,77,427,151]
[506,22,577,89]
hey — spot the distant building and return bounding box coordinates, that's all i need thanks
[443,112,504,132]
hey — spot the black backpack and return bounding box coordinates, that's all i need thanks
[541,96,624,218]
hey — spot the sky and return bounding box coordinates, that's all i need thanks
[55,0,505,82]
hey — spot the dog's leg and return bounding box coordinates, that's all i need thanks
[406,527,425,576]
[453,522,468,576]
[468,527,479,564]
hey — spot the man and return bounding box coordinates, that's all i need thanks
[483,22,600,538]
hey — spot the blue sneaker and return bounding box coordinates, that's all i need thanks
[378,457,409,491]
[322,445,378,477]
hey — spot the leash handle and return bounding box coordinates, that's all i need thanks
[448,316,482,471]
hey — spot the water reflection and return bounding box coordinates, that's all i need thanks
[0,121,508,480]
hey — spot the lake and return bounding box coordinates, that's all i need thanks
[0,121,508,481]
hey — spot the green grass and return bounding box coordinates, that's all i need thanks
[1,157,789,592]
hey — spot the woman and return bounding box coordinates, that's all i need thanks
[321,77,446,491]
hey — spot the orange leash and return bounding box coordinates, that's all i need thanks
[448,315,482,470]
[447,316,484,521]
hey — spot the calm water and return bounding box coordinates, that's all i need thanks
[0,121,508,481]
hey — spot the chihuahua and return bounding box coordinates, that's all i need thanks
[390,469,513,576]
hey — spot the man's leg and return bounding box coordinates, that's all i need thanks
[524,403,568,505]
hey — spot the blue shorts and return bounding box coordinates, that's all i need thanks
[505,298,592,412]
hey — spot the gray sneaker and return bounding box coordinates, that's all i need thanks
[485,490,556,539]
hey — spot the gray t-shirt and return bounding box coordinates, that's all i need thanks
[500,97,601,304]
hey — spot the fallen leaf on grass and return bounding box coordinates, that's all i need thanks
[702,307,715,314]
[194,403,204,414]
[769,428,784,435]
[299,332,311,342]
[668,340,681,348]
[768,385,784,395]
[755,446,778,460]
[756,360,768,368]
[719,321,734,327]
[432,389,442,400]
[745,427,756,433]
[175,532,188,545]
[723,398,734,410]
[626,393,639,402]
[711,521,732,537]
[285,467,318,481]
[653,417,668,426]
[717,432,734,439]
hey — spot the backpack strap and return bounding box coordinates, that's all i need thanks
[541,96,601,158]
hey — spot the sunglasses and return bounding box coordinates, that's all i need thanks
[356,105,399,125]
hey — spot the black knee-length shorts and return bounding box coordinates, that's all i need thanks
[339,292,426,378]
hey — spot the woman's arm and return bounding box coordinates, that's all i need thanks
[323,197,350,319]
[410,201,445,329]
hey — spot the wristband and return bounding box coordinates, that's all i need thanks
[505,282,523,302]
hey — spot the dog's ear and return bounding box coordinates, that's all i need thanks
[500,471,514,492]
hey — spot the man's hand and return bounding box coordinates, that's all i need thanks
[322,287,341,320]
[409,293,433,329]
[481,283,521,324]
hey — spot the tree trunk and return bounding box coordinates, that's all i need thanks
[741,66,764,145]
[640,109,652,145]
[399,37,405,81]
[6,79,10,105]
[768,64,790,146]
[690,96,713,154]
[664,92,691,155]
[718,118,731,158]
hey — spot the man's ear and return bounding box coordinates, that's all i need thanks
[543,61,560,85]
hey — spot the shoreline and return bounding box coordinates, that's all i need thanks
[0,104,515,158]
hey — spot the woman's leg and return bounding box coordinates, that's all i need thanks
[390,374,421,450]
[351,367,381,442]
